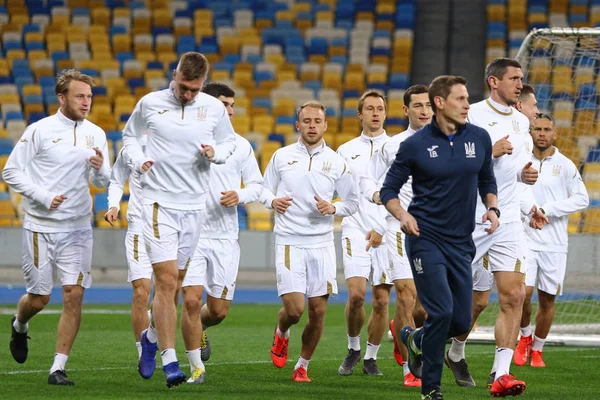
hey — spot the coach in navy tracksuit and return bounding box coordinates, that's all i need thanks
[380,76,499,400]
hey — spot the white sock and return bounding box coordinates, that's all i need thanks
[160,348,177,366]
[402,362,410,377]
[277,326,290,339]
[147,309,152,321]
[146,324,158,343]
[348,335,360,351]
[13,315,28,333]
[136,342,142,360]
[494,347,514,378]
[185,348,205,373]
[448,338,466,362]
[364,342,380,360]
[50,353,69,373]
[294,357,309,371]
[491,346,498,374]
[532,335,546,351]
[520,324,532,338]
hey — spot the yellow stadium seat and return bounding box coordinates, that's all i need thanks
[327,116,339,134]
[220,36,240,55]
[336,133,358,149]
[528,61,551,84]
[274,124,295,135]
[112,34,131,54]
[232,115,251,134]
[153,9,171,27]
[344,72,365,92]
[552,65,575,95]
[487,4,506,22]
[0,200,16,226]
[260,141,282,170]
[273,98,296,117]
[92,7,109,24]
[233,70,254,90]
[24,104,45,120]
[582,209,600,233]
[21,84,42,97]
[343,98,359,111]
[252,115,275,135]
[322,72,342,92]
[28,50,47,62]
[567,211,582,233]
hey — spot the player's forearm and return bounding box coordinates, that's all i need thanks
[236,183,263,205]
[482,193,498,209]
[2,166,53,207]
[542,195,589,218]
[383,198,406,222]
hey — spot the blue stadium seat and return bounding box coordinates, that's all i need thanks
[24,95,43,104]
[128,78,145,90]
[307,38,327,56]
[237,205,248,230]
[107,131,122,142]
[254,71,273,85]
[587,146,600,163]
[253,97,271,111]
[268,133,285,147]
[575,83,597,110]
[533,84,551,110]
[94,193,109,211]
[29,112,46,123]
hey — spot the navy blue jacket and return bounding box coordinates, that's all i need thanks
[380,119,497,240]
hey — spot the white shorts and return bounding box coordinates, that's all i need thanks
[472,222,526,292]
[342,234,391,286]
[386,230,414,281]
[142,203,203,269]
[22,228,93,295]
[182,238,240,301]
[276,242,338,298]
[524,250,567,296]
[125,231,152,283]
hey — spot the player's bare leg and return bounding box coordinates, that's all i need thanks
[338,277,366,375]
[272,292,305,368]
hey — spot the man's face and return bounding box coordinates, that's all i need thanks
[296,107,327,146]
[437,84,470,125]
[517,93,539,125]
[218,95,235,119]
[358,96,386,132]
[403,92,432,129]
[173,70,204,105]
[490,66,524,106]
[531,117,556,151]
[59,80,92,121]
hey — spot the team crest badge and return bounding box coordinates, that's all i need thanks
[197,107,207,121]
[552,165,561,176]
[322,161,332,174]
[85,135,95,148]
[512,120,520,132]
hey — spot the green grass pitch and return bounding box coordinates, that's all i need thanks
[1,303,599,399]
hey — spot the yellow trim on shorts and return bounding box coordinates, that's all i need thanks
[381,272,387,284]
[327,281,332,295]
[556,284,561,296]
[483,253,489,270]
[514,258,521,273]
[133,234,139,262]
[33,232,39,268]
[152,202,160,239]
[345,238,352,257]
[220,286,228,300]
[396,232,402,256]
[76,272,84,286]
[284,245,291,270]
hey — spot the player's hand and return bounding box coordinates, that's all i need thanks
[521,161,538,185]
[272,197,293,214]
[200,144,215,161]
[314,196,336,215]
[141,160,154,173]
[372,191,382,205]
[89,147,104,170]
[49,194,67,210]
[365,230,383,251]
[482,210,500,234]
[220,190,239,208]
[492,135,513,158]
[530,208,550,230]
[104,207,119,226]
[399,210,420,236]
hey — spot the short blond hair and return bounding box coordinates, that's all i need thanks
[55,69,95,95]
[357,90,386,113]
[297,101,326,119]
[176,52,209,81]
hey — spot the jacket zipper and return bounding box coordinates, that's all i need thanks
[370,140,374,157]
[308,155,313,171]
[181,105,185,119]
[73,124,77,146]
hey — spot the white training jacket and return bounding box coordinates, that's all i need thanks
[199,134,264,240]
[337,131,389,238]
[260,139,359,245]
[122,82,236,210]
[2,110,111,232]
[468,97,535,224]
[525,147,589,253]
[107,136,147,233]
[360,127,416,232]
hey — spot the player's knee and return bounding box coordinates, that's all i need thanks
[396,289,417,309]
[182,291,202,314]
[348,290,366,310]
[132,286,150,306]
[30,294,50,310]
[500,286,526,310]
[371,295,389,314]
[473,296,489,315]
[210,307,229,323]
[287,310,303,325]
